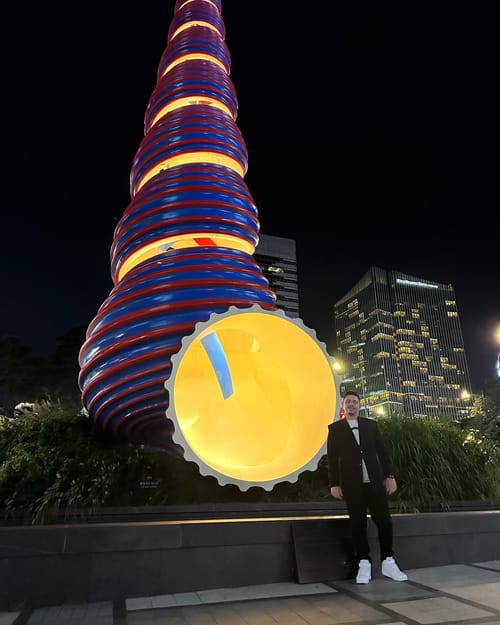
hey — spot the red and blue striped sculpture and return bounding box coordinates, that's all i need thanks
[79,0,340,490]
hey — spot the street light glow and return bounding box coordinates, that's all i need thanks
[495,325,500,346]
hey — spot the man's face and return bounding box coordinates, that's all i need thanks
[342,394,360,419]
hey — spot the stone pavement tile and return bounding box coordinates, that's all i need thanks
[382,596,495,624]
[171,592,204,607]
[136,593,391,625]
[205,603,253,624]
[26,605,65,625]
[0,613,21,625]
[262,593,390,625]
[445,582,500,611]
[196,582,335,605]
[294,593,393,624]
[408,564,500,590]
[232,602,282,625]
[151,595,180,609]
[475,561,500,572]
[197,587,261,604]
[177,608,218,625]
[127,581,337,612]
[331,576,433,602]
[126,596,155,611]
[25,602,113,625]
[153,604,269,625]
[260,583,337,598]
[127,608,184,624]
[126,591,201,612]
[241,600,315,625]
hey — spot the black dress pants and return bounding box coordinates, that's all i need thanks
[345,483,393,564]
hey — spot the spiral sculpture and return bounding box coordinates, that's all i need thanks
[79,0,340,490]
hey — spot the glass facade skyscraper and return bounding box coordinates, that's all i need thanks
[334,267,472,420]
[255,234,300,319]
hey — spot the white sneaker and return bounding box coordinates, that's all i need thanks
[382,557,408,581]
[356,559,371,584]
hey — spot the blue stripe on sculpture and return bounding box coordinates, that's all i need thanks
[158,27,231,78]
[174,0,222,12]
[114,197,259,236]
[112,226,258,270]
[130,111,249,195]
[112,205,259,250]
[82,278,271,344]
[201,332,234,399]
[145,64,238,129]
[168,0,226,42]
[124,164,257,205]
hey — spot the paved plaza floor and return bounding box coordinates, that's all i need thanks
[3,560,500,625]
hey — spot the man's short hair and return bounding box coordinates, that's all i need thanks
[342,390,360,401]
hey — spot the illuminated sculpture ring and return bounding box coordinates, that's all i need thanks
[166,304,341,490]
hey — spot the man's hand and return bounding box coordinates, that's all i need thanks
[331,485,343,499]
[385,477,397,495]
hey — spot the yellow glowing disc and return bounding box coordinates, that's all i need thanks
[166,306,340,490]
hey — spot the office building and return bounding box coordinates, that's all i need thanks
[334,266,472,421]
[255,234,300,318]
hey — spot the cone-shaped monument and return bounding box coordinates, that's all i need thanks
[79,0,340,490]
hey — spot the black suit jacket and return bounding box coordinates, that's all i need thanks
[327,417,394,498]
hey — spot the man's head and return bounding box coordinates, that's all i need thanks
[342,391,361,420]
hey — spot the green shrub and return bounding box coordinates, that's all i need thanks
[1,405,499,524]
[0,401,136,523]
[378,416,500,511]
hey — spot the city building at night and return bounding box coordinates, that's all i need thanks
[255,234,299,319]
[334,266,472,421]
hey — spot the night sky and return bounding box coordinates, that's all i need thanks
[2,2,498,393]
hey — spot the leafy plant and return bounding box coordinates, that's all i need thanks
[2,403,500,524]
[0,401,135,523]
[379,416,500,511]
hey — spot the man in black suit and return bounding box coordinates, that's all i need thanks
[327,390,408,584]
